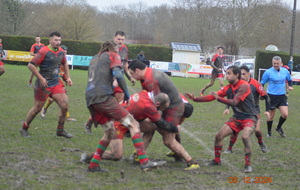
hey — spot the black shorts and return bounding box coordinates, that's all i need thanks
[268,94,288,110]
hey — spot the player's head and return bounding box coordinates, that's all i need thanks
[154,93,170,111]
[272,56,282,70]
[240,65,251,82]
[183,103,194,118]
[217,46,224,54]
[128,60,147,81]
[114,31,126,48]
[35,35,41,43]
[99,41,118,54]
[226,66,241,84]
[0,39,2,43]
[49,32,61,49]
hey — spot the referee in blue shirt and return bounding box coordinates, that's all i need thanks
[261,56,293,137]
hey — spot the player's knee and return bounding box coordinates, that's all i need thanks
[215,133,223,142]
[120,114,139,129]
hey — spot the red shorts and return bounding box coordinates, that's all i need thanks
[88,96,129,125]
[113,86,123,95]
[34,82,66,101]
[226,117,257,133]
[112,121,128,140]
[0,61,4,66]
[217,73,224,78]
[162,102,184,126]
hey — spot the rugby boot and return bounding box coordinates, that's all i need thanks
[140,160,166,172]
[66,117,77,122]
[87,166,108,173]
[85,124,92,133]
[244,165,252,173]
[57,130,73,138]
[205,159,221,166]
[184,161,200,171]
[80,153,94,164]
[223,148,233,154]
[259,142,268,153]
[276,128,286,138]
[19,128,30,137]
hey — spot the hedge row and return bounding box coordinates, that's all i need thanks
[0,35,172,62]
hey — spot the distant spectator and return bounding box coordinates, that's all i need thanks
[0,39,4,58]
[137,51,146,61]
[206,58,211,65]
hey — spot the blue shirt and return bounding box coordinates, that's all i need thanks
[260,67,292,95]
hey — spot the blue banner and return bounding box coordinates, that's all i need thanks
[72,55,93,66]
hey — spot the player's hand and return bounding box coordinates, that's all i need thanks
[223,109,230,117]
[264,111,270,121]
[130,78,136,86]
[218,68,222,71]
[210,91,218,99]
[39,77,48,87]
[65,78,73,86]
[184,93,195,101]
[288,86,293,91]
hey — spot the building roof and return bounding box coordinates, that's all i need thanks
[170,42,201,52]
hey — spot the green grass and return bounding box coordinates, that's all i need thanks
[0,64,300,189]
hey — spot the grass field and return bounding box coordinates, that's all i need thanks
[0,64,300,190]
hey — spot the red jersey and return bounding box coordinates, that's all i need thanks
[30,43,45,54]
[0,61,4,66]
[217,80,258,119]
[126,91,161,122]
[211,53,225,70]
[141,67,182,108]
[248,78,267,112]
[30,46,66,87]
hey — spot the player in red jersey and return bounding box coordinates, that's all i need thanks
[28,36,45,87]
[85,41,165,172]
[185,66,258,173]
[40,45,76,121]
[81,91,173,162]
[0,60,5,76]
[19,32,73,138]
[223,65,270,153]
[200,46,225,96]
[113,31,135,85]
[128,60,199,170]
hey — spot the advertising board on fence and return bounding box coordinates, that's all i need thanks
[2,50,32,62]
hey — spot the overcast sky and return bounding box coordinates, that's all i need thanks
[86,0,299,11]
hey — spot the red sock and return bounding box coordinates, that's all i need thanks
[132,133,148,165]
[214,145,222,163]
[89,140,110,168]
[245,153,251,166]
[228,136,237,150]
[22,122,29,129]
[57,125,64,133]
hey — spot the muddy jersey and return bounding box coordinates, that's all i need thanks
[218,80,258,119]
[248,78,267,112]
[86,52,122,107]
[140,67,182,108]
[126,91,161,122]
[30,46,66,87]
[211,53,225,73]
[118,44,128,65]
[30,43,45,54]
